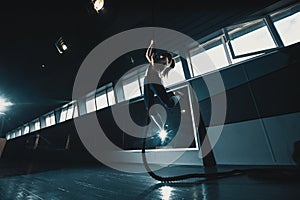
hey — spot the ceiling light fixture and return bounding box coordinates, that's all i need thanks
[93,0,104,12]
[55,37,68,54]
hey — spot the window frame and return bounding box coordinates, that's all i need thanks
[95,90,108,110]
[269,2,300,47]
[223,17,279,59]
[122,75,143,100]
[23,124,30,135]
[45,112,56,127]
[188,34,231,77]
[85,93,96,114]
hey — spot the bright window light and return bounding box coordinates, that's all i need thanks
[123,77,141,100]
[163,60,186,87]
[16,129,22,137]
[66,105,74,120]
[139,74,145,94]
[45,113,55,127]
[107,88,116,106]
[227,42,262,64]
[34,120,40,131]
[24,125,30,135]
[273,11,300,46]
[228,20,276,56]
[190,43,229,76]
[86,96,96,113]
[73,105,79,118]
[60,108,68,122]
[96,92,108,110]
[231,27,276,54]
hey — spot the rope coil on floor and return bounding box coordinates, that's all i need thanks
[141,127,246,182]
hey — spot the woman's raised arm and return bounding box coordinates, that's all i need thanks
[145,40,155,65]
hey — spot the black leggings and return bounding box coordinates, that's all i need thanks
[143,81,176,112]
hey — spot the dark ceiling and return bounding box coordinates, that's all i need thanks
[0,0,290,134]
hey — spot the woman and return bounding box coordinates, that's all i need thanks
[144,40,182,128]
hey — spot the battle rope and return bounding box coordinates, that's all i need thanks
[141,124,246,182]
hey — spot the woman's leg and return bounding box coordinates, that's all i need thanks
[143,84,154,112]
[150,83,179,109]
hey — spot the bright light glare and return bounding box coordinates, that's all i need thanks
[62,44,68,51]
[160,186,173,200]
[93,0,104,12]
[0,97,13,112]
[159,128,168,141]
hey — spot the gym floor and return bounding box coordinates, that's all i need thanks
[0,160,300,200]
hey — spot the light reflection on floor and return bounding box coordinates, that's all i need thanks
[160,186,173,200]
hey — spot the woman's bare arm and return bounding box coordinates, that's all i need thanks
[145,40,154,65]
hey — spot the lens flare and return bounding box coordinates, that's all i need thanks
[159,128,168,141]
[0,97,13,112]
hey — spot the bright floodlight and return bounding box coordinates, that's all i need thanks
[62,44,68,51]
[0,97,13,112]
[93,0,104,12]
[55,37,68,54]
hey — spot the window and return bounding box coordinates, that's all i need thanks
[117,65,147,101]
[96,91,108,110]
[73,104,79,118]
[10,132,15,139]
[60,107,68,122]
[139,73,145,94]
[163,59,186,87]
[107,87,116,106]
[6,134,10,140]
[23,125,30,135]
[226,42,262,64]
[45,113,55,127]
[225,19,276,58]
[123,77,141,100]
[16,129,22,137]
[66,105,74,120]
[59,103,77,122]
[122,60,184,98]
[34,120,41,131]
[190,37,229,76]
[271,4,300,46]
[86,95,96,113]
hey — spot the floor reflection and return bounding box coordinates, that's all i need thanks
[135,179,220,200]
[160,186,173,200]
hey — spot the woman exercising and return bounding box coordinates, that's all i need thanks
[143,39,182,128]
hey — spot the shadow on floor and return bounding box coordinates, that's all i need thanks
[0,158,102,178]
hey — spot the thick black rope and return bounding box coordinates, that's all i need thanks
[142,129,300,182]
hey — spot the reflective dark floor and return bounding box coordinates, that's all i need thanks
[0,160,300,200]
